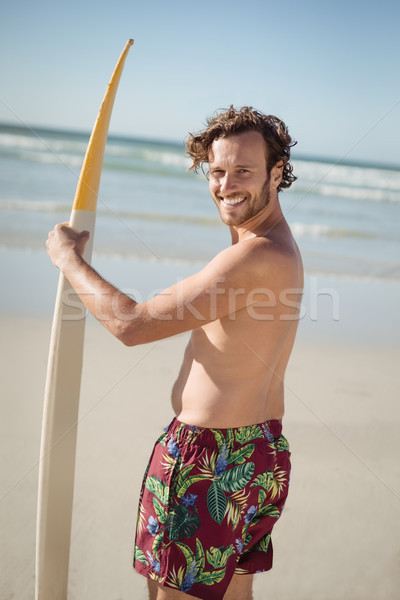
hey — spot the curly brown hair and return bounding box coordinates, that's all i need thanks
[186,106,297,191]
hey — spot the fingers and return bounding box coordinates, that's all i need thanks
[48,223,90,239]
[58,223,79,237]
[45,223,90,260]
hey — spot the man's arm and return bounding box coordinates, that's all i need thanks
[46,223,296,346]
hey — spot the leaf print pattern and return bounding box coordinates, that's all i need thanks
[134,544,148,566]
[234,425,265,445]
[276,434,290,453]
[218,462,255,493]
[145,476,169,505]
[166,504,201,541]
[137,503,147,535]
[251,464,288,500]
[253,533,271,553]
[153,497,167,525]
[206,544,236,569]
[228,443,255,465]
[225,488,250,529]
[168,540,228,591]
[207,481,227,524]
[134,418,291,600]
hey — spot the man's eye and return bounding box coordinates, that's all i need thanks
[239,169,249,173]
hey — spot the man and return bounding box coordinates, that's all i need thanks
[47,106,303,600]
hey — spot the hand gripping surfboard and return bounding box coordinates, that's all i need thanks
[35,39,134,600]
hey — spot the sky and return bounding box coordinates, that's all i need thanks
[1,0,399,165]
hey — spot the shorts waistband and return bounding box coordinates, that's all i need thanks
[166,417,283,447]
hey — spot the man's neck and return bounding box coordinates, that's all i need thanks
[229,199,285,244]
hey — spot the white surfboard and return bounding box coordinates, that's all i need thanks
[35,39,134,600]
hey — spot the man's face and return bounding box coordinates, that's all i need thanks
[208,130,270,227]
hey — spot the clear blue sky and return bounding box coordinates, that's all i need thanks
[1,0,399,164]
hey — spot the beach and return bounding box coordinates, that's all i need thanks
[1,124,400,598]
[1,246,400,600]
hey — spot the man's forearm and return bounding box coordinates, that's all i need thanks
[61,250,139,344]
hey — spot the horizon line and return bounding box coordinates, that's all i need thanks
[0,119,399,172]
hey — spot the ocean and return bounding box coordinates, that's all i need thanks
[1,122,399,283]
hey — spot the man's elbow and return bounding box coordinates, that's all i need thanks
[108,303,167,346]
[113,317,158,347]
[119,332,137,347]
[109,318,138,347]
[115,324,138,347]
[109,299,143,346]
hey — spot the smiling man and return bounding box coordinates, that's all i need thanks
[46,106,303,600]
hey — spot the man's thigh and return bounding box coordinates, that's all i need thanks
[148,574,254,600]
[223,574,254,600]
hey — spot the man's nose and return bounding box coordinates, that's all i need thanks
[219,173,237,194]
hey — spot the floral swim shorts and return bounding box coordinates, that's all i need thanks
[133,418,291,600]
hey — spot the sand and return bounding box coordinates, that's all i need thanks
[1,301,399,599]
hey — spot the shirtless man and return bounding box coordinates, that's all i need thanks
[47,106,303,600]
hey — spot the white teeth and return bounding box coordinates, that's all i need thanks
[221,197,245,205]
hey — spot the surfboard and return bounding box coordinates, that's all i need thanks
[35,39,134,600]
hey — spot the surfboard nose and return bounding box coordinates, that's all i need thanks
[72,39,134,213]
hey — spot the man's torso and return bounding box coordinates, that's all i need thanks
[171,229,303,427]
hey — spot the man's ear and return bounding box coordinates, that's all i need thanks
[270,161,284,189]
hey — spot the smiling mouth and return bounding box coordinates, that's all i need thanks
[220,196,246,207]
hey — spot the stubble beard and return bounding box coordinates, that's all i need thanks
[217,177,271,226]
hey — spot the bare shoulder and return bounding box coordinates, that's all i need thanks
[205,233,301,290]
[252,235,302,281]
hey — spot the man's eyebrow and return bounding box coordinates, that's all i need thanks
[210,163,254,169]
